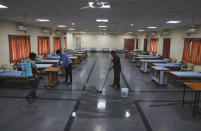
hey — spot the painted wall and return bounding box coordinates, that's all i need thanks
[72,34,136,51]
[138,26,201,71]
[0,20,70,64]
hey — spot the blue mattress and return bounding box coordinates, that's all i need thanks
[137,55,156,57]
[171,71,201,78]
[36,64,52,69]
[90,48,96,51]
[143,59,170,63]
[154,63,182,67]
[36,59,58,63]
[0,70,31,78]
[103,48,109,51]
[45,55,60,60]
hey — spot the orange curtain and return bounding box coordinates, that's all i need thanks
[54,37,61,52]
[136,39,139,49]
[124,39,134,51]
[182,38,201,65]
[38,37,50,55]
[162,38,171,58]
[182,39,192,63]
[64,37,67,49]
[143,39,148,52]
[150,39,158,55]
[9,35,31,63]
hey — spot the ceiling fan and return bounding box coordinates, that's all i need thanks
[80,0,110,9]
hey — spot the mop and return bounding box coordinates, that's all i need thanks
[98,63,112,94]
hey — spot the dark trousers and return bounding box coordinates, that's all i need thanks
[27,77,39,98]
[113,70,120,87]
[65,63,72,82]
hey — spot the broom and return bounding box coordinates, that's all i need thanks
[98,63,112,94]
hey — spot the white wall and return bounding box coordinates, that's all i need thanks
[72,34,136,51]
[0,20,68,64]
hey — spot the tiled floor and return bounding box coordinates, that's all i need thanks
[0,53,201,131]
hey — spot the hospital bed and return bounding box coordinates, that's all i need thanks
[35,59,58,64]
[90,48,97,52]
[151,66,170,85]
[140,59,171,73]
[153,63,182,70]
[102,48,110,53]
[168,71,201,84]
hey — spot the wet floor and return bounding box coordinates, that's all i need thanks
[0,53,201,131]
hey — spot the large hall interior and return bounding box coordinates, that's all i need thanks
[0,0,201,131]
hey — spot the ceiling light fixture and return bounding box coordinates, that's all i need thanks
[57,25,66,28]
[138,30,144,31]
[130,24,134,26]
[96,19,109,22]
[166,20,181,24]
[88,2,110,8]
[68,28,75,31]
[147,26,157,29]
[98,26,107,28]
[36,19,50,22]
[72,22,75,25]
[0,4,8,8]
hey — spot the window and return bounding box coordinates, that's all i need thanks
[38,37,50,55]
[9,35,31,63]
[124,39,135,51]
[54,37,61,52]
[182,38,201,65]
[150,39,158,55]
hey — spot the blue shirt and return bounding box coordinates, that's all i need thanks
[56,52,71,67]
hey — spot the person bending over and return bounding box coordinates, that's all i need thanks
[109,51,121,89]
[56,50,72,84]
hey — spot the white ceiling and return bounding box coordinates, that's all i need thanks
[0,0,201,34]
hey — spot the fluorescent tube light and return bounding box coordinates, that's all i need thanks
[57,25,66,28]
[147,27,157,29]
[166,21,181,24]
[130,24,134,26]
[68,28,75,31]
[36,19,50,22]
[98,26,107,28]
[138,30,144,31]
[96,19,109,22]
[0,4,8,8]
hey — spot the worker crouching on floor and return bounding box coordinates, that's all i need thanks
[109,51,121,89]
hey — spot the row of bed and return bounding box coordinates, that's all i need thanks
[126,50,201,116]
[90,48,124,53]
[0,49,88,88]
[125,50,201,86]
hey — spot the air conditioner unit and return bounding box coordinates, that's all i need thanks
[161,30,169,35]
[151,32,156,36]
[17,25,28,32]
[186,27,197,35]
[56,30,61,35]
[41,28,49,34]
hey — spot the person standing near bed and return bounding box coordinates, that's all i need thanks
[56,50,72,85]
[25,52,39,102]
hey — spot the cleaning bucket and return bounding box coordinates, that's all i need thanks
[121,88,128,97]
